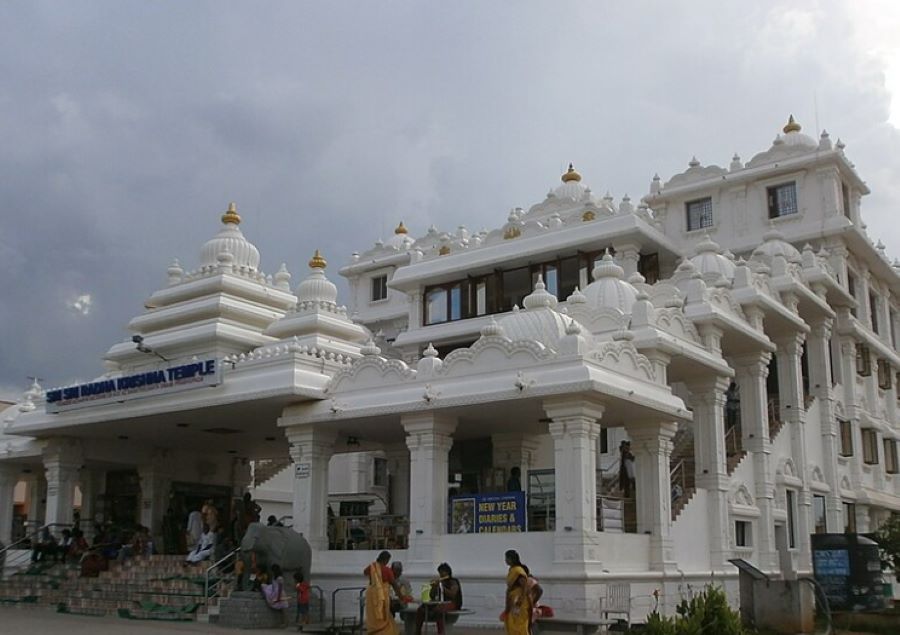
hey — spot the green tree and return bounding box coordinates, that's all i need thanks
[874,512,900,581]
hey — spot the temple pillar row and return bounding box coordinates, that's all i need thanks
[286,425,336,550]
[42,439,82,533]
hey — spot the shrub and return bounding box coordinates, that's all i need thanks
[641,585,746,635]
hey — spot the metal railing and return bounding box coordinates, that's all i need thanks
[330,515,408,550]
[724,423,742,456]
[0,522,75,577]
[596,494,635,533]
[203,547,240,605]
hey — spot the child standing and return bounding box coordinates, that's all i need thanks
[294,570,311,628]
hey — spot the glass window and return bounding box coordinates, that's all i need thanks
[502,267,531,311]
[735,520,752,547]
[786,489,796,549]
[543,265,558,298]
[371,275,388,302]
[527,469,556,532]
[686,197,714,231]
[373,458,387,487]
[878,359,892,390]
[842,182,851,218]
[475,280,487,316]
[848,272,858,317]
[884,438,899,474]
[559,256,580,299]
[862,428,879,465]
[813,495,827,534]
[844,502,856,533]
[449,284,462,321]
[839,419,853,457]
[856,344,872,376]
[767,182,798,218]
[425,288,448,325]
[870,292,880,334]
[638,253,660,284]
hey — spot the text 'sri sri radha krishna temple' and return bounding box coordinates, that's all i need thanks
[2,116,900,620]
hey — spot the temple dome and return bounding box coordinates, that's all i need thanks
[581,253,639,314]
[752,228,802,265]
[553,163,589,200]
[200,203,261,271]
[779,115,817,149]
[385,221,415,250]
[498,278,585,351]
[689,234,735,280]
[296,250,338,304]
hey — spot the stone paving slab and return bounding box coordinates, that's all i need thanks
[0,606,506,634]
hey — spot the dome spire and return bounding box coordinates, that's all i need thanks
[394,221,408,235]
[308,249,327,269]
[221,201,241,225]
[561,163,582,183]
[783,114,801,134]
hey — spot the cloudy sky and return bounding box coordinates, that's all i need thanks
[2,1,900,398]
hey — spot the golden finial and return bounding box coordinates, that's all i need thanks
[438,245,451,255]
[221,201,241,225]
[561,163,582,183]
[308,249,327,269]
[582,209,596,222]
[395,221,408,235]
[783,115,801,134]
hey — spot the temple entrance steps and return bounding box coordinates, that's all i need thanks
[0,554,229,622]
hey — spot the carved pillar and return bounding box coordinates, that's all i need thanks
[544,398,604,572]
[807,318,843,530]
[403,412,456,564]
[77,467,103,541]
[384,444,410,517]
[0,464,18,544]
[26,474,46,526]
[43,439,82,532]
[686,377,732,569]
[626,422,678,571]
[733,353,778,569]
[138,451,173,544]
[613,242,642,278]
[286,425,336,550]
[775,333,812,571]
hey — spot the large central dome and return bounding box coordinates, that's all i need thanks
[200,203,261,271]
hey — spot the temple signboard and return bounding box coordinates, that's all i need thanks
[45,359,221,413]
[449,492,526,533]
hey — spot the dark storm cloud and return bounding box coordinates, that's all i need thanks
[2,1,900,397]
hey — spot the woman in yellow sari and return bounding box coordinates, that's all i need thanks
[503,549,532,635]
[364,550,400,635]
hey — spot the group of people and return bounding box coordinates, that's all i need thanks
[30,527,89,564]
[182,492,262,565]
[250,562,312,629]
[361,548,550,635]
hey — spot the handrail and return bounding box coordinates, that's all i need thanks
[204,547,241,605]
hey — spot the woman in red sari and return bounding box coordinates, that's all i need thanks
[364,550,402,635]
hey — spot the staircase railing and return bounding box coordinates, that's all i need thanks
[724,424,742,456]
[0,522,74,576]
[204,547,241,605]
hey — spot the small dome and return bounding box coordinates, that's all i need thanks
[498,278,586,351]
[780,115,817,149]
[689,234,735,281]
[581,252,639,314]
[296,250,338,304]
[553,163,589,200]
[752,228,802,265]
[385,221,415,250]
[200,203,261,271]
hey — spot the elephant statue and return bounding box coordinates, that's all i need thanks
[240,522,312,583]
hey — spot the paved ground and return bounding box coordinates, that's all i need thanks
[0,607,507,634]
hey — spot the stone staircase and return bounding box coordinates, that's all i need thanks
[253,456,292,487]
[0,554,230,622]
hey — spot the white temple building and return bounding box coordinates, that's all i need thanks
[2,116,899,620]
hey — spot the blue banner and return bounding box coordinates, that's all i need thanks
[449,491,526,533]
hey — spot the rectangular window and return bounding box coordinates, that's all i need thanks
[844,502,856,533]
[501,267,531,311]
[862,428,879,465]
[870,292,880,334]
[829,337,838,386]
[449,284,462,321]
[371,275,388,302]
[786,489,797,549]
[559,256,581,299]
[638,252,660,284]
[735,520,752,547]
[425,288,448,325]
[856,344,872,376]
[842,182,851,218]
[892,310,897,349]
[767,182,798,218]
[839,419,853,457]
[885,439,899,474]
[878,359,892,390]
[848,272,858,317]
[813,495,827,534]
[600,428,608,454]
[373,457,388,487]
[686,197,714,231]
